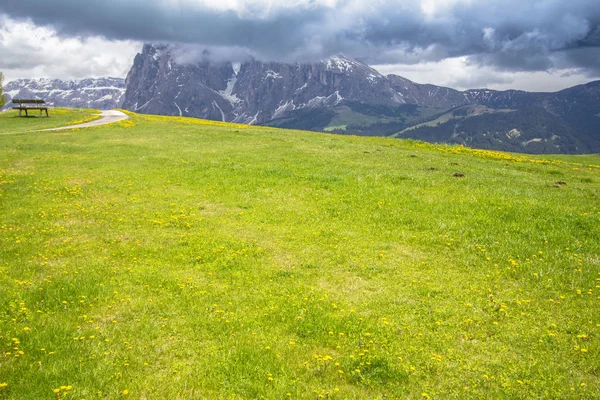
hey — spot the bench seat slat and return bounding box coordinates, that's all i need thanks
[12,99,46,104]
[13,107,48,110]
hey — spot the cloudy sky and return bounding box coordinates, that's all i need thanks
[1,0,599,91]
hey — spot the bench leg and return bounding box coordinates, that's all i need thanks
[18,109,22,117]
[24,109,28,117]
[45,109,49,117]
[40,109,42,117]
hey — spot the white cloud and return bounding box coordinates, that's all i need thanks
[0,16,140,81]
[373,56,598,92]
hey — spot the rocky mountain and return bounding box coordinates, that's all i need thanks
[2,78,125,110]
[122,44,600,154]
[122,44,420,124]
[397,106,588,154]
[396,82,600,153]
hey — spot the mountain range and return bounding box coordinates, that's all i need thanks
[2,78,125,110]
[5,44,600,154]
[121,44,600,154]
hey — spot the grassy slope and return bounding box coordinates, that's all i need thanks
[0,109,100,135]
[395,112,456,135]
[394,106,514,137]
[323,106,435,134]
[324,108,393,132]
[538,154,600,166]
[0,112,598,399]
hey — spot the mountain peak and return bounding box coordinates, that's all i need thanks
[322,54,383,79]
[324,54,361,69]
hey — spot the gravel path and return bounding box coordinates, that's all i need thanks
[42,110,129,131]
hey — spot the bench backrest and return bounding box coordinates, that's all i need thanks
[12,99,46,105]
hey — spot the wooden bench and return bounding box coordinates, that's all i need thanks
[12,99,49,117]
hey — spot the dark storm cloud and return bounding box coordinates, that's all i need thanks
[0,0,599,73]
[0,0,317,58]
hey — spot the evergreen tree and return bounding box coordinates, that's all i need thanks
[0,72,6,108]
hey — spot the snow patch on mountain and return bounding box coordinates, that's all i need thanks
[325,55,356,73]
[247,112,259,125]
[219,77,241,106]
[272,100,296,119]
[265,70,283,80]
[306,96,327,108]
[174,101,183,116]
[295,83,308,93]
[213,101,226,121]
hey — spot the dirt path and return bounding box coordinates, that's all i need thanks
[42,110,129,131]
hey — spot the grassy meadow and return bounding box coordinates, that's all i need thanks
[0,109,100,135]
[0,111,599,399]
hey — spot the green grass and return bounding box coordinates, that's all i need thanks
[396,111,456,134]
[324,107,406,132]
[325,108,383,131]
[0,108,100,135]
[539,154,600,166]
[0,112,599,399]
[394,106,515,137]
[323,124,348,132]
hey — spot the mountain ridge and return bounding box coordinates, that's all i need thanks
[121,44,600,153]
[2,77,126,110]
[124,45,600,113]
